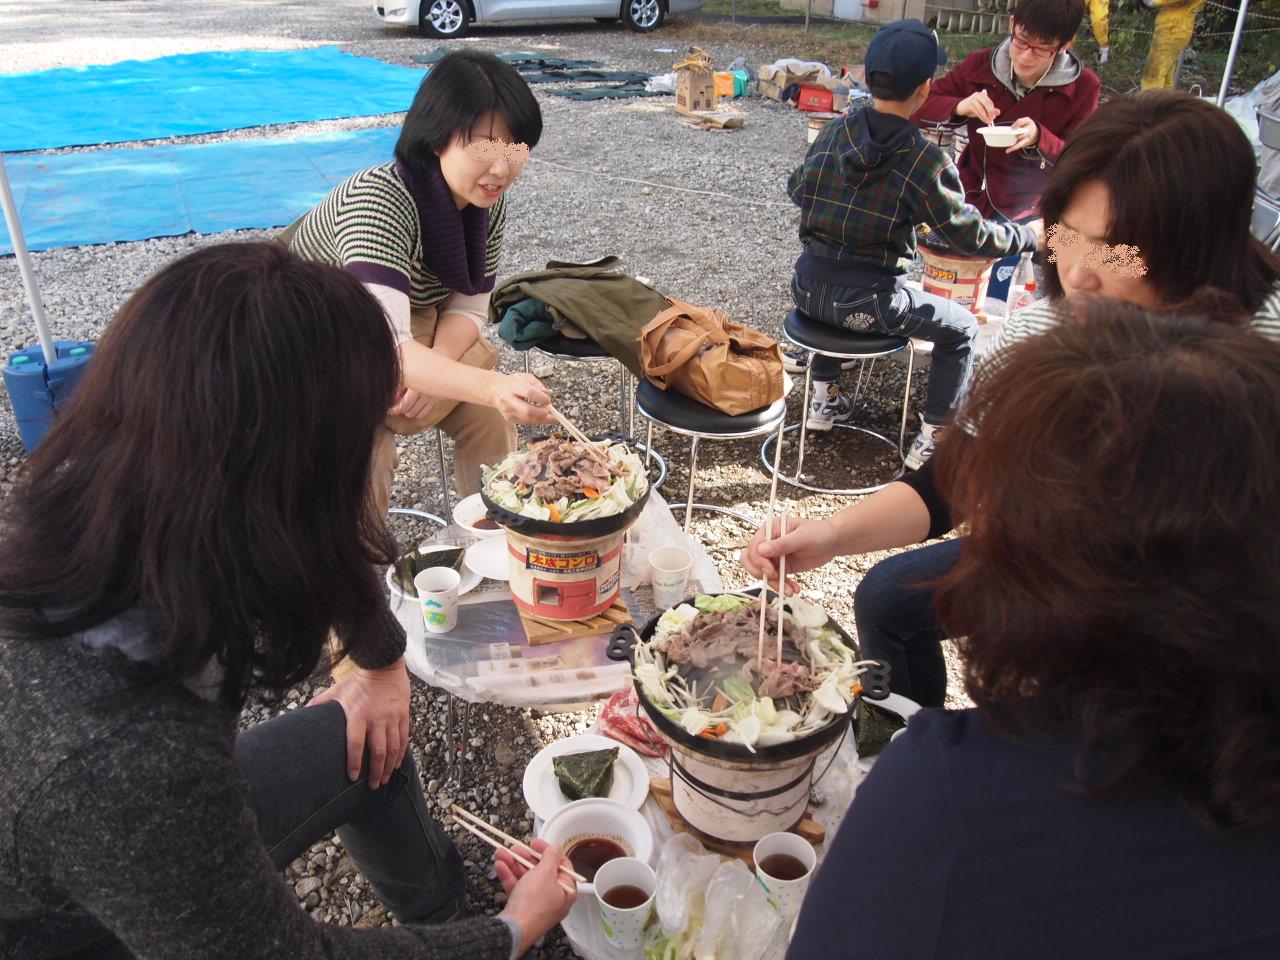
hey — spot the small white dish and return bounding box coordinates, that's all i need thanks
[385,557,481,604]
[977,125,1019,147]
[538,797,654,897]
[464,535,510,582]
[523,734,649,824]
[452,492,505,539]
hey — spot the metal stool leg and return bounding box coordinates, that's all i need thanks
[617,363,630,438]
[523,352,531,374]
[795,363,814,480]
[684,436,700,532]
[435,429,453,517]
[645,420,654,470]
[898,342,917,459]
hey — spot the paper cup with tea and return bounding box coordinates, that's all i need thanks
[753,832,816,920]
[594,857,656,951]
[648,546,693,609]
[414,567,460,634]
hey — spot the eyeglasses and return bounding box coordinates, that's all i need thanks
[466,140,530,166]
[1010,30,1060,59]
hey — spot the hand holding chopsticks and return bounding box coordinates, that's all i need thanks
[451,804,583,895]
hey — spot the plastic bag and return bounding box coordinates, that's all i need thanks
[693,859,782,960]
[647,834,782,960]
[653,834,721,938]
[622,491,722,596]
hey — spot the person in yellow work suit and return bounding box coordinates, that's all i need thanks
[1087,0,1110,62]
[1141,0,1209,88]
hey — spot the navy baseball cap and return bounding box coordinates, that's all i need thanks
[865,19,948,93]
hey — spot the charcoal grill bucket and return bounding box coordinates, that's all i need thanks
[631,590,859,845]
[664,734,825,845]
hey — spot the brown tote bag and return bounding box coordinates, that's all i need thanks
[638,300,785,416]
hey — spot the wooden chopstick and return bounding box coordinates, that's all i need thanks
[547,404,612,468]
[450,815,577,895]
[776,515,788,669]
[451,804,587,885]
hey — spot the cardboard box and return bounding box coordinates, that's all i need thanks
[758,62,830,102]
[796,83,835,113]
[676,66,717,115]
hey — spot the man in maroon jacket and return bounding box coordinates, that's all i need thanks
[912,0,1098,296]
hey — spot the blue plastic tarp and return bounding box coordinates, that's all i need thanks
[0,127,400,253]
[0,47,425,153]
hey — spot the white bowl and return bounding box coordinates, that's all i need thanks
[976,125,1019,148]
[538,797,654,897]
[452,492,505,538]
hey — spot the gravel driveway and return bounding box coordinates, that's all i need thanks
[0,3,964,952]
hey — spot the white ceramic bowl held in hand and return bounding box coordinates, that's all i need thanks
[537,798,654,898]
[977,125,1020,148]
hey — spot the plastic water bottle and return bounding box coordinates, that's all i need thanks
[1007,253,1039,313]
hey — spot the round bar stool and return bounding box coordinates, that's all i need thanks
[524,332,668,489]
[761,308,917,496]
[635,380,787,532]
[388,504,447,531]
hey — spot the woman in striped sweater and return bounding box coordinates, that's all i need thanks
[743,89,1280,708]
[285,49,556,511]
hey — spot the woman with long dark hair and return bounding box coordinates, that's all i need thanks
[788,303,1280,958]
[744,89,1280,708]
[0,243,574,958]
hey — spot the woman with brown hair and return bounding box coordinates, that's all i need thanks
[744,88,1280,708]
[0,243,574,959]
[787,302,1280,959]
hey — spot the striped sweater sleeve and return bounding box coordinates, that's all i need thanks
[290,166,419,296]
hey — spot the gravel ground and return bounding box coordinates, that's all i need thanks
[0,3,969,954]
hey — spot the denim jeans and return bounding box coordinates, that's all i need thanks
[853,538,963,708]
[234,700,465,923]
[790,273,978,426]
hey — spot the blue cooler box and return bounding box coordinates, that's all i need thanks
[3,340,96,453]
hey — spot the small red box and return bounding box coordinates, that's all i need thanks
[796,82,835,113]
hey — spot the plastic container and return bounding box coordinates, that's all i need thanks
[3,340,95,453]
[806,113,838,144]
[1007,252,1040,313]
[918,244,996,317]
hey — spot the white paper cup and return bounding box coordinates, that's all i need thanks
[594,857,656,951]
[752,832,816,922]
[414,567,460,634]
[648,546,692,609]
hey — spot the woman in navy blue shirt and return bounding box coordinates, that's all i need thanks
[788,298,1280,959]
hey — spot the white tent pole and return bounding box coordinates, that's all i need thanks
[0,155,56,366]
[1216,0,1251,107]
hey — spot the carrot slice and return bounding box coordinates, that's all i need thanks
[698,724,728,739]
[547,503,562,523]
[583,486,601,499]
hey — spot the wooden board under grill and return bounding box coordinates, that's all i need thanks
[517,599,631,646]
[650,777,825,866]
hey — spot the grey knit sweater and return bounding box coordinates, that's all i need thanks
[0,631,514,960]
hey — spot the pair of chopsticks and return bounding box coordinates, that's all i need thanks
[756,428,790,670]
[546,404,612,469]
[753,517,788,670]
[450,804,584,894]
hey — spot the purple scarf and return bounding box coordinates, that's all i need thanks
[396,157,495,295]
